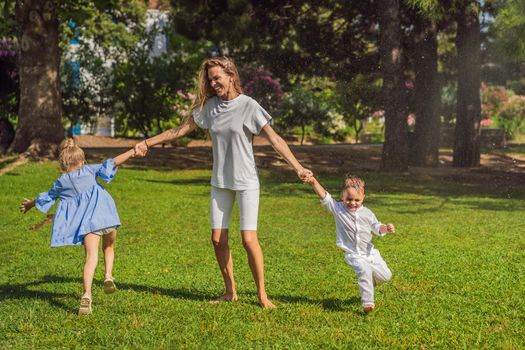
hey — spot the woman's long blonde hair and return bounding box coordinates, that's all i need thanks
[191,56,243,113]
[59,138,85,172]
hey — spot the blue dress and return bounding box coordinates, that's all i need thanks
[35,159,121,247]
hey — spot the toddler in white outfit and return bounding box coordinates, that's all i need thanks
[307,174,395,313]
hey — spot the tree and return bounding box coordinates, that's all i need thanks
[112,26,206,137]
[10,0,63,156]
[453,0,481,167]
[0,36,17,153]
[378,0,408,171]
[492,0,525,61]
[411,10,440,166]
[278,85,329,145]
[335,75,381,144]
[3,0,146,155]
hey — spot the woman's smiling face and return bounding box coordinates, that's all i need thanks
[207,65,233,99]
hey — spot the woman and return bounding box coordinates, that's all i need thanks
[134,57,312,308]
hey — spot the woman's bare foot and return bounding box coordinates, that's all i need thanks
[209,293,238,304]
[363,304,375,314]
[259,298,276,309]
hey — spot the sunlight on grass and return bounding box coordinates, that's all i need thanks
[0,160,524,348]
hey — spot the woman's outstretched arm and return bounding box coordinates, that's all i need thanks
[260,123,313,181]
[135,118,198,156]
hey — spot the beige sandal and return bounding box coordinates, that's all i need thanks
[104,279,117,294]
[78,297,92,315]
[103,279,117,294]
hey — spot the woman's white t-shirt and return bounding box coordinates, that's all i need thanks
[192,94,272,190]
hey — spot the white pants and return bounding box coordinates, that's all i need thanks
[345,249,392,306]
[210,186,260,231]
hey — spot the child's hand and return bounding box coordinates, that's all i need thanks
[19,198,34,213]
[386,224,395,233]
[297,167,313,184]
[134,142,148,157]
[304,174,316,184]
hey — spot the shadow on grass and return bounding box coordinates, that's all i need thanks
[0,275,364,314]
[241,291,362,313]
[0,275,217,314]
[144,177,211,186]
[0,275,77,313]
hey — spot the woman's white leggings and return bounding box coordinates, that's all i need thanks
[210,186,260,231]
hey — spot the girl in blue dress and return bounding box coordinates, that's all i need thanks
[19,138,136,315]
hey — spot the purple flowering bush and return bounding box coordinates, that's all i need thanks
[0,37,18,89]
[239,64,283,114]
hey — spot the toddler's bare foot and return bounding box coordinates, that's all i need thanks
[259,298,276,309]
[209,293,238,304]
[363,304,375,314]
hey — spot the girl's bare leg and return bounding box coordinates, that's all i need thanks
[241,230,275,308]
[102,230,117,281]
[82,233,100,299]
[210,228,237,302]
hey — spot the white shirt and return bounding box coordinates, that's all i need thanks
[320,192,384,257]
[193,95,272,190]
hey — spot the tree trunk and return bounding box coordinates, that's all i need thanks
[378,0,408,171]
[453,1,481,167]
[412,15,440,166]
[10,0,63,157]
[300,123,305,146]
[0,118,15,154]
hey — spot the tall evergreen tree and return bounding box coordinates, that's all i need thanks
[379,0,409,171]
[453,0,481,167]
[412,11,440,166]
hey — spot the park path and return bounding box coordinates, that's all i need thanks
[0,155,28,176]
[2,135,524,187]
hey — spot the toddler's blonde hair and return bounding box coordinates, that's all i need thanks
[341,174,365,194]
[59,138,85,172]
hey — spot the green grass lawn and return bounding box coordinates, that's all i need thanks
[1,159,524,349]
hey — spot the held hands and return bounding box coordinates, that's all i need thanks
[134,141,149,157]
[19,198,34,213]
[297,167,314,184]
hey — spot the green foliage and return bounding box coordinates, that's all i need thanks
[0,1,16,37]
[1,159,524,348]
[60,0,147,55]
[335,74,382,143]
[493,0,525,60]
[481,83,525,139]
[440,82,457,127]
[112,29,208,137]
[61,55,114,136]
[404,0,445,19]
[277,82,334,144]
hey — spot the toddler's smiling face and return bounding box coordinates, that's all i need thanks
[340,188,365,212]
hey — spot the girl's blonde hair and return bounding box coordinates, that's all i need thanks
[59,138,85,172]
[341,174,365,194]
[190,56,243,113]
